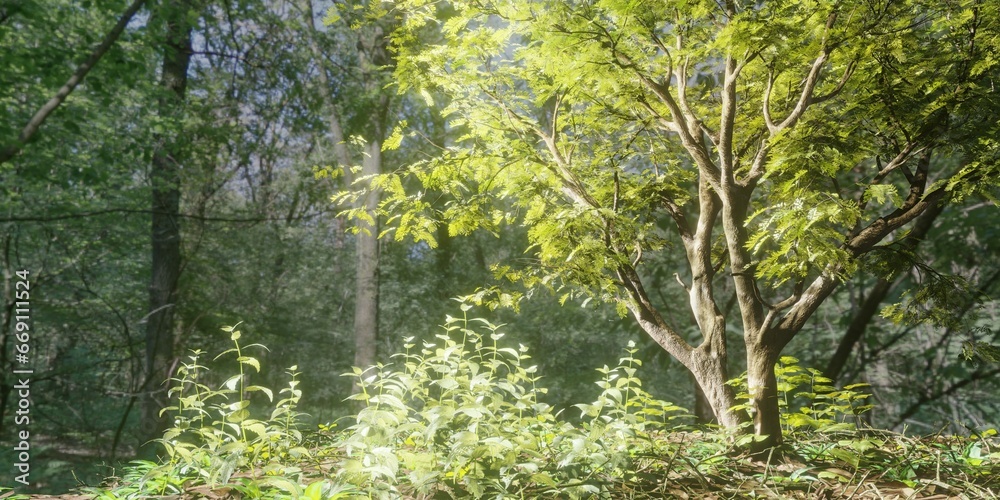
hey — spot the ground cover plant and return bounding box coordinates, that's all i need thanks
[4,0,1000,495]
[6,316,995,499]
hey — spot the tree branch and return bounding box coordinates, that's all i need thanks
[891,366,1000,430]
[617,263,694,366]
[613,50,722,189]
[0,0,147,165]
[768,51,829,135]
[772,167,948,347]
[483,88,599,209]
[0,207,335,224]
[812,59,858,104]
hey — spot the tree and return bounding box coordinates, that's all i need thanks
[300,0,397,381]
[1,0,163,468]
[0,0,145,165]
[140,0,200,447]
[378,0,1000,449]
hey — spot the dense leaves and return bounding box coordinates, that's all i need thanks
[82,321,1000,499]
[2,0,1000,493]
[365,0,1000,445]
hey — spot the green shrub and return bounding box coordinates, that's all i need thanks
[729,355,874,438]
[91,314,1000,499]
[88,325,326,499]
[335,304,688,498]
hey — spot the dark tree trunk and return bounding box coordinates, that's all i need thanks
[0,234,13,431]
[824,278,892,382]
[140,0,194,450]
[825,202,944,382]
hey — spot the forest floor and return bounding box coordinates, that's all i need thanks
[4,431,998,499]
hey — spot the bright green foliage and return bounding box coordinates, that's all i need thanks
[962,339,1000,365]
[88,326,313,499]
[90,314,1000,498]
[335,305,687,498]
[730,356,874,437]
[367,0,1000,444]
[382,0,1000,291]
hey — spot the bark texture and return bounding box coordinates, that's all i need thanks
[141,0,195,448]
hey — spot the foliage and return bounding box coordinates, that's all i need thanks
[87,326,318,499]
[963,341,1000,364]
[4,0,1000,493]
[360,0,1000,445]
[89,316,1000,499]
[729,356,874,438]
[333,304,688,498]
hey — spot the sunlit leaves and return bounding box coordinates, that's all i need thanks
[371,0,1000,445]
[747,192,860,285]
[730,356,873,434]
[881,270,981,329]
[339,311,688,497]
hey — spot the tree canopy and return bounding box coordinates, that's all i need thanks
[372,0,1000,447]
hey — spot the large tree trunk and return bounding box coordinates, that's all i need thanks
[689,348,744,428]
[745,343,782,450]
[140,0,194,449]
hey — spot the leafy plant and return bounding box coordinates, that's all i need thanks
[88,325,313,499]
[335,305,688,498]
[729,356,874,437]
[88,316,1000,499]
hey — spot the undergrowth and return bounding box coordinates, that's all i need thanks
[73,310,1000,499]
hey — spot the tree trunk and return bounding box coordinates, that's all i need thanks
[140,0,194,450]
[350,18,392,377]
[746,343,782,450]
[352,140,381,374]
[297,0,390,387]
[824,278,892,382]
[690,348,745,428]
[692,375,715,423]
[0,235,13,431]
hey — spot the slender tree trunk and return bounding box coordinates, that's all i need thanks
[298,0,390,385]
[352,141,381,375]
[350,20,392,377]
[0,234,12,430]
[431,111,454,298]
[824,278,892,382]
[140,0,194,449]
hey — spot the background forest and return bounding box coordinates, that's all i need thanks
[1,0,999,495]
